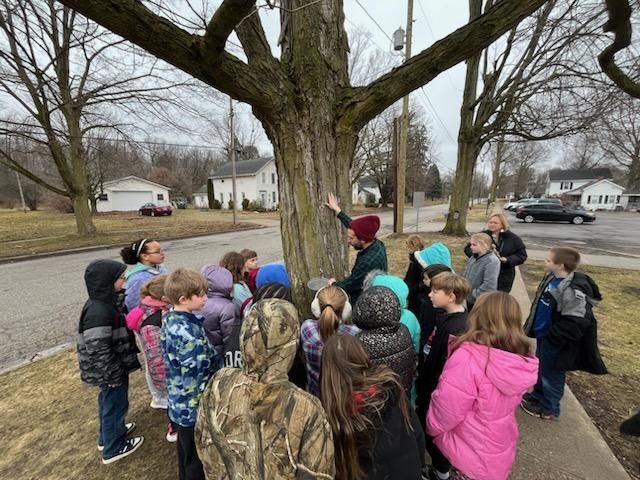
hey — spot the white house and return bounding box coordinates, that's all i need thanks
[352,176,382,205]
[562,179,625,211]
[546,167,613,196]
[192,184,208,208]
[96,176,171,212]
[210,157,278,209]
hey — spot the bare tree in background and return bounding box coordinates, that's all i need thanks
[444,0,612,234]
[0,0,183,234]
[597,94,640,190]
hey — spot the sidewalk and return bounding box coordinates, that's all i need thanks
[527,249,640,270]
[509,268,630,480]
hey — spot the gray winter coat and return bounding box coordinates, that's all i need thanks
[77,260,140,387]
[463,251,501,304]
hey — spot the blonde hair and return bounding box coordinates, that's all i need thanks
[140,274,167,300]
[406,235,425,253]
[456,291,532,357]
[164,268,207,305]
[470,232,494,252]
[488,213,510,231]
[317,286,348,342]
[430,272,471,305]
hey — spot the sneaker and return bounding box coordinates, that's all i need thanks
[102,436,144,464]
[521,399,558,420]
[426,466,450,480]
[98,422,136,451]
[166,423,178,443]
[150,398,168,409]
[620,411,640,436]
[522,392,537,403]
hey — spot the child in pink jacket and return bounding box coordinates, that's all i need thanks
[426,291,539,480]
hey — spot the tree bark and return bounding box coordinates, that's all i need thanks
[489,136,505,203]
[89,195,98,216]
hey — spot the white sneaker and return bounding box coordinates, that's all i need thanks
[102,436,144,464]
[166,423,178,442]
[98,422,136,451]
[150,398,168,409]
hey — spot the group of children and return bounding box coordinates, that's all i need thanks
[77,222,607,479]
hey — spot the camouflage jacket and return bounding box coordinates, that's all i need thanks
[77,260,140,387]
[195,299,335,479]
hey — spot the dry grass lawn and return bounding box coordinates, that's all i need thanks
[0,208,276,259]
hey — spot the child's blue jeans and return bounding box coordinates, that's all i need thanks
[98,376,129,458]
[531,336,566,417]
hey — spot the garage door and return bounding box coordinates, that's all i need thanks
[111,191,153,211]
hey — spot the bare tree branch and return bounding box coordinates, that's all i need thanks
[599,0,640,98]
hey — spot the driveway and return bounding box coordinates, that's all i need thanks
[507,211,640,257]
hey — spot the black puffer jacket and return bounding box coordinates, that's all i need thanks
[464,229,527,292]
[353,287,416,394]
[77,260,140,387]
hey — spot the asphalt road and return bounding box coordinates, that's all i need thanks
[0,204,448,371]
[506,210,640,258]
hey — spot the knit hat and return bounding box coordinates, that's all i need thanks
[256,263,290,288]
[349,215,380,242]
[414,242,453,269]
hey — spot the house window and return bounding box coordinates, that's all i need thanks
[604,195,609,204]
[560,181,574,190]
[262,172,266,184]
[272,191,276,203]
[586,195,591,204]
[598,195,603,204]
[271,173,276,184]
[616,195,621,203]
[609,195,615,204]
[157,193,164,201]
[220,193,224,202]
[242,192,246,199]
[98,193,108,201]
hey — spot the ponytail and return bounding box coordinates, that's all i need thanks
[121,238,153,265]
[318,305,340,342]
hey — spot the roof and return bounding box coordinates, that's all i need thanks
[357,176,379,189]
[565,178,625,194]
[210,157,273,179]
[102,175,171,190]
[548,168,613,181]
[193,184,208,194]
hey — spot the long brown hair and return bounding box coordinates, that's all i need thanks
[456,291,532,356]
[219,251,245,283]
[317,286,347,342]
[320,334,412,480]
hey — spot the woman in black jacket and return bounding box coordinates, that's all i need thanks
[464,213,527,292]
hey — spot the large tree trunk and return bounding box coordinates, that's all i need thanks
[71,191,97,235]
[627,151,640,192]
[443,0,483,236]
[89,195,98,216]
[489,136,505,203]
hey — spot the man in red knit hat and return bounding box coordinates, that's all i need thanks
[325,192,387,303]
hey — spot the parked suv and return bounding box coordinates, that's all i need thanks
[505,198,562,211]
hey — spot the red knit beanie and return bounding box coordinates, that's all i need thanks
[349,215,380,242]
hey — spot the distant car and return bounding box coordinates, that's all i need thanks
[515,204,596,224]
[138,203,172,216]
[505,198,562,211]
[172,200,187,209]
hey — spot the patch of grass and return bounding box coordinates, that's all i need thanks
[0,208,275,259]
[0,350,177,480]
[520,260,640,477]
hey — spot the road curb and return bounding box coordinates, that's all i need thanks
[0,224,268,265]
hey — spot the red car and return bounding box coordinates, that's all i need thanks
[138,203,172,216]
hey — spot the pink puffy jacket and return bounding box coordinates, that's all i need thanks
[426,341,539,480]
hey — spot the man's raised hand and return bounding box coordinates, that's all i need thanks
[325,192,341,214]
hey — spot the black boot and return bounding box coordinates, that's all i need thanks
[620,411,640,436]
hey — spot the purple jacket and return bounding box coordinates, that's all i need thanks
[195,265,237,357]
[427,341,539,480]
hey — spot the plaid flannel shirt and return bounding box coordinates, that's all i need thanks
[336,211,388,303]
[300,319,360,396]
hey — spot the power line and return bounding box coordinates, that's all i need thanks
[417,87,457,144]
[354,0,395,44]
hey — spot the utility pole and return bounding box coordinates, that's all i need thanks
[229,97,238,225]
[7,136,27,212]
[394,0,413,233]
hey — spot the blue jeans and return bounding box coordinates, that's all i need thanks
[531,337,566,417]
[98,376,129,458]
